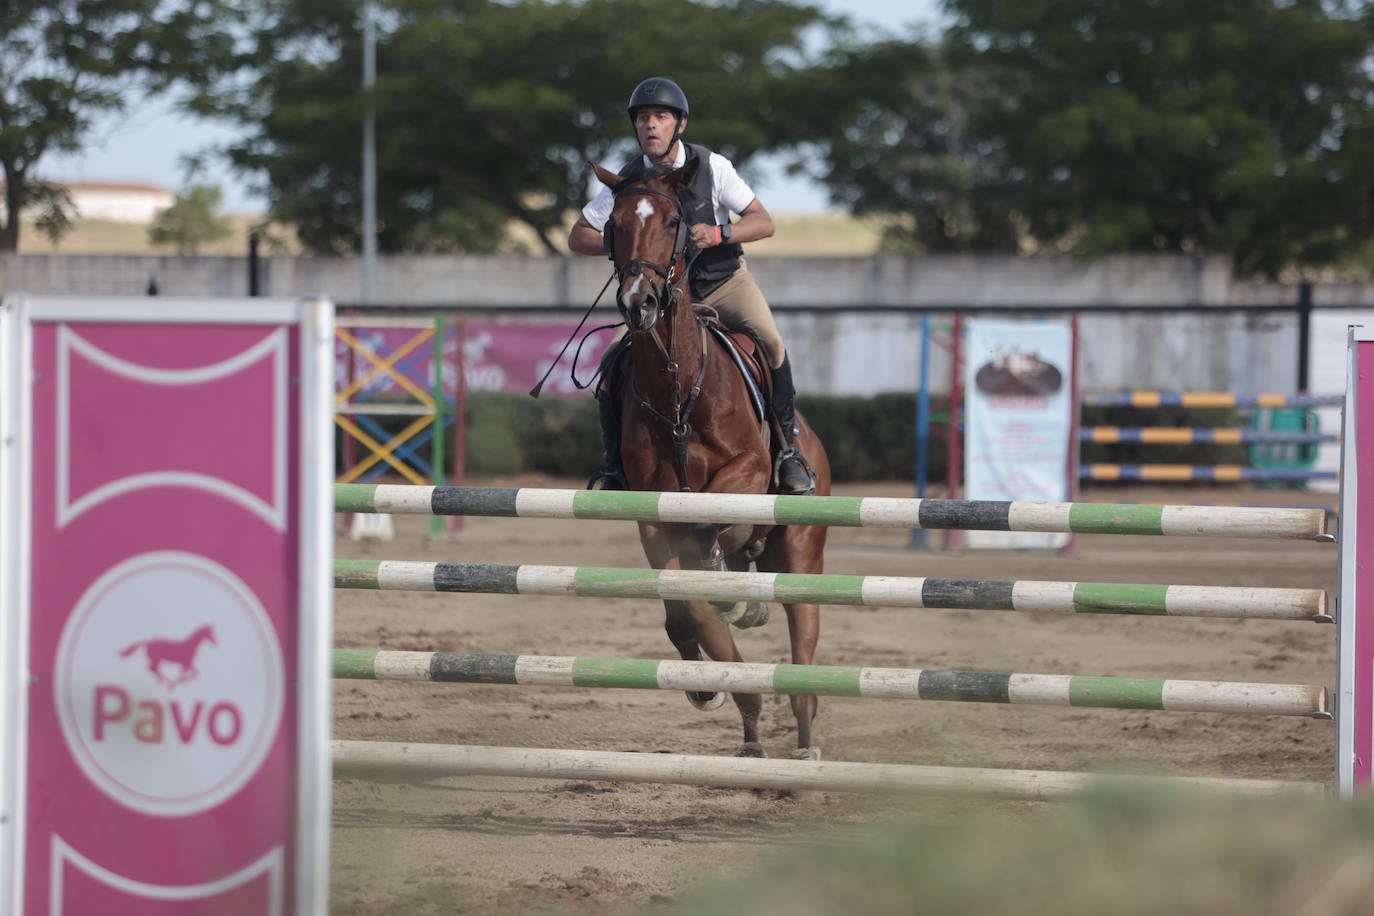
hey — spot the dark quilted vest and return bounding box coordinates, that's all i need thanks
[619,142,743,300]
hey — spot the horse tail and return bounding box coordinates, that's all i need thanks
[118,641,144,657]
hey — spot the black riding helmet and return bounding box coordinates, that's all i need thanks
[627,77,689,120]
[627,78,689,157]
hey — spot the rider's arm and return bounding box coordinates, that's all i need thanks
[688,198,774,249]
[727,198,774,244]
[568,214,606,256]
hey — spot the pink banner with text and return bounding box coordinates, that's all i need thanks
[336,321,614,400]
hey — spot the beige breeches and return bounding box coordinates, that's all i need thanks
[700,261,786,368]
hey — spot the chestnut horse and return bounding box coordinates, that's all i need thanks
[592,159,831,760]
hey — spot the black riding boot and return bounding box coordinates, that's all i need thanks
[587,392,627,490]
[768,353,816,496]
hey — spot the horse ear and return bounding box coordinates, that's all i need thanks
[592,162,621,188]
[667,156,700,191]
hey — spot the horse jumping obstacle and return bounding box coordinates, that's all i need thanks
[1081,427,1337,445]
[333,741,1323,799]
[1079,390,1340,483]
[332,484,1337,798]
[1082,464,1338,482]
[333,649,1329,718]
[1082,391,1343,409]
[334,559,1330,621]
[334,483,1330,539]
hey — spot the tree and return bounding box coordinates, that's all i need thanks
[808,0,1374,274]
[148,184,234,254]
[201,0,841,256]
[791,40,1028,254]
[0,0,240,251]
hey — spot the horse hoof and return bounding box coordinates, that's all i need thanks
[731,600,769,629]
[736,742,766,758]
[793,746,822,761]
[711,600,747,625]
[686,691,727,711]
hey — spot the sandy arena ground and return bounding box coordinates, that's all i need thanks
[329,478,1339,914]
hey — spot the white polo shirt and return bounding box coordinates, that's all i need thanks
[581,143,757,230]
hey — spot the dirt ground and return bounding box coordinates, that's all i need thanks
[329,478,1340,915]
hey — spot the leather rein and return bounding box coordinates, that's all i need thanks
[610,181,710,491]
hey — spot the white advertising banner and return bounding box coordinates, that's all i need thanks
[964,319,1074,549]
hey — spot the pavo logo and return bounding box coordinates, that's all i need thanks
[56,553,284,816]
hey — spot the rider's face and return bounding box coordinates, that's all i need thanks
[635,107,684,162]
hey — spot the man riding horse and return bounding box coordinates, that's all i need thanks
[568,76,815,496]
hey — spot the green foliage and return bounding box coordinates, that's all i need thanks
[455,391,949,483]
[25,182,75,246]
[148,185,234,255]
[201,0,842,256]
[0,0,240,251]
[370,392,1273,484]
[805,0,1374,275]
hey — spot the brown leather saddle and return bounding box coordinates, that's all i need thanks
[597,310,772,427]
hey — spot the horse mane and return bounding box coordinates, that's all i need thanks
[641,163,678,181]
[613,163,679,194]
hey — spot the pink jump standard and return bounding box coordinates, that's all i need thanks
[1338,327,1374,795]
[0,296,334,914]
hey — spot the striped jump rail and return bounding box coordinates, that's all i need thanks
[333,740,1323,800]
[1082,464,1339,483]
[333,650,1331,718]
[334,484,1331,540]
[1081,427,1337,445]
[334,559,1330,621]
[1083,392,1343,409]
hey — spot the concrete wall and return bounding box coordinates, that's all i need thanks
[6,251,1372,395]
[5,251,1342,305]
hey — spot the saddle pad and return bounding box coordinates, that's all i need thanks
[706,325,767,424]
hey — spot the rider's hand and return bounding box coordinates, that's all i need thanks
[690,223,722,248]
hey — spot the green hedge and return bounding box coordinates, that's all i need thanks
[454,391,954,482]
[342,393,1278,483]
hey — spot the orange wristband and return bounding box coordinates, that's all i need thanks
[711,225,722,247]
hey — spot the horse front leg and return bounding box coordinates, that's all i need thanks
[640,522,764,756]
[758,521,828,759]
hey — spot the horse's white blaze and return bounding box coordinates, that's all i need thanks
[635,197,654,226]
[619,274,644,310]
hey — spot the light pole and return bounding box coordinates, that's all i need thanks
[361,0,377,304]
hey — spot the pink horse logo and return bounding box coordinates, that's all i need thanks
[119,624,218,689]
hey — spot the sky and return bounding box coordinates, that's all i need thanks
[41,0,942,216]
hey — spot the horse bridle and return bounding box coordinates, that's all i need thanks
[608,179,710,490]
[609,181,691,327]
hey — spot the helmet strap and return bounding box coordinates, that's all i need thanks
[669,114,683,156]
